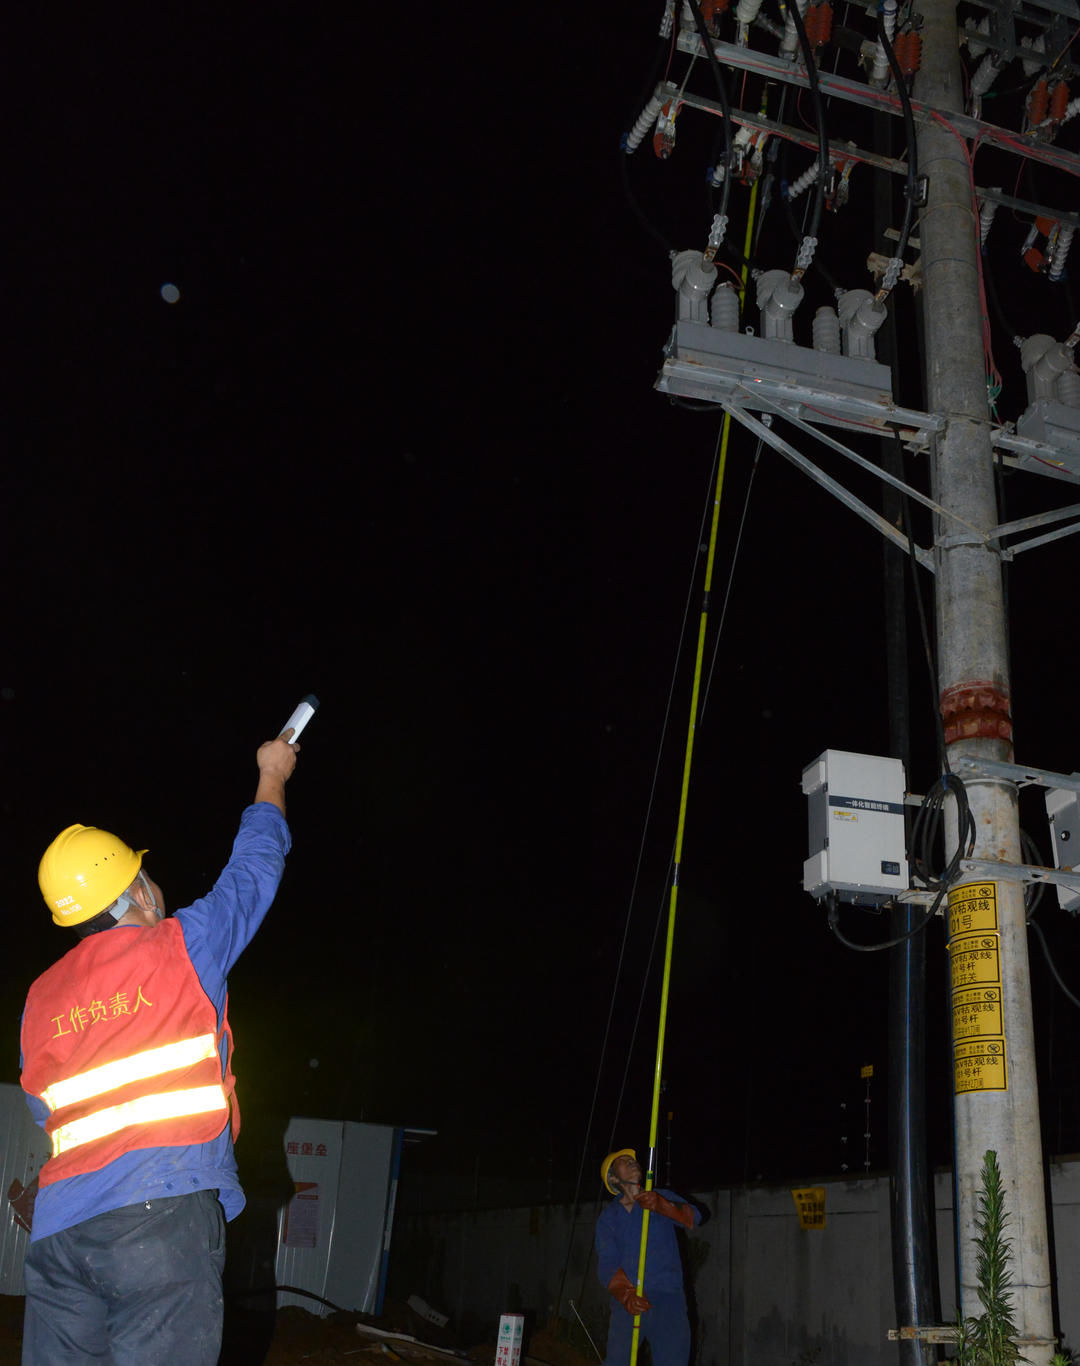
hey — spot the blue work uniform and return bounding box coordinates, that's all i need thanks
[19,802,290,1366]
[596,1189,700,1366]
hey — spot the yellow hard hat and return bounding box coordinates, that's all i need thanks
[38,825,147,928]
[601,1148,636,1194]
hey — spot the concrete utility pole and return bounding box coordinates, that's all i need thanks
[916,2,1053,1358]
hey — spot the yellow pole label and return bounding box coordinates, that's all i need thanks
[951,986,1003,1039]
[947,882,1007,1094]
[791,1187,826,1229]
[953,1039,1007,1093]
[948,882,999,938]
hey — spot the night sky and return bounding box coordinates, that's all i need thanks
[3,5,1080,1209]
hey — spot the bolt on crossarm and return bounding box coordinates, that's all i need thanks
[915,1,1053,1359]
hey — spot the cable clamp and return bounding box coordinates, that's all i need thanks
[905,174,929,207]
[881,256,904,292]
[795,235,818,271]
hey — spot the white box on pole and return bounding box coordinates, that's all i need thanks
[802,749,908,905]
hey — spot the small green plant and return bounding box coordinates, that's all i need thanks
[955,1150,1025,1366]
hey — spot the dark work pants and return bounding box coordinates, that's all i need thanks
[603,1290,691,1366]
[22,1188,225,1366]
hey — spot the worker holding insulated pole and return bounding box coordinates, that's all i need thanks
[596,1149,700,1366]
[594,178,763,1366]
[915,1,1054,1358]
[593,412,718,1365]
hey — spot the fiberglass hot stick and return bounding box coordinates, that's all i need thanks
[627,174,760,1366]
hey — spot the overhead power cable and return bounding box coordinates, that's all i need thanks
[873,11,919,302]
[686,0,734,256]
[786,0,828,280]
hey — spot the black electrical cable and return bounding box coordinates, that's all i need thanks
[827,890,943,952]
[1024,826,1080,1009]
[826,467,977,955]
[876,15,918,269]
[983,237,1022,342]
[785,0,828,256]
[899,480,948,768]
[1021,829,1048,920]
[686,0,734,240]
[618,147,675,255]
[827,771,976,954]
[1029,918,1080,1010]
[779,139,844,295]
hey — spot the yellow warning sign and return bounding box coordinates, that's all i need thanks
[791,1187,826,1229]
[952,986,1003,1040]
[949,937,1002,989]
[948,883,998,940]
[954,1038,1007,1093]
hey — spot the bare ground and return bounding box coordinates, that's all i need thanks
[0,1297,599,1366]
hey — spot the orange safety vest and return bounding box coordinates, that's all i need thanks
[21,918,240,1187]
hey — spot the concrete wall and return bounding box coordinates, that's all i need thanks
[390,1159,1080,1366]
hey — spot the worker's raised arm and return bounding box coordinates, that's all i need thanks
[254,732,299,814]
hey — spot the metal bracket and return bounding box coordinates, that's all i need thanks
[949,755,1080,794]
[907,174,929,208]
[956,857,1080,895]
[888,1327,959,1344]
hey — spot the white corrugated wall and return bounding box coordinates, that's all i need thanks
[0,1082,47,1295]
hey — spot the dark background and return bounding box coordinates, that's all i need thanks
[2,4,1079,1211]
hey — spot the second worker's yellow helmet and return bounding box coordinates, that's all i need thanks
[38,825,147,928]
[601,1148,636,1194]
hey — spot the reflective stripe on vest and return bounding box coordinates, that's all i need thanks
[42,1033,219,1112]
[51,1083,228,1156]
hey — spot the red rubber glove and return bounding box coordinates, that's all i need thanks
[607,1268,651,1315]
[635,1190,695,1228]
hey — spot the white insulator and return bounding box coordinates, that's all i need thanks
[1050,226,1075,283]
[1020,33,1045,78]
[780,0,811,60]
[978,190,1002,247]
[735,0,765,32]
[1059,368,1080,408]
[711,282,740,332]
[756,268,804,342]
[672,248,717,322]
[680,1,695,26]
[971,53,1003,98]
[1021,334,1074,402]
[660,0,676,38]
[870,0,898,86]
[812,306,842,354]
[1065,97,1080,125]
[838,288,887,359]
[965,14,992,60]
[626,95,665,153]
[787,159,821,201]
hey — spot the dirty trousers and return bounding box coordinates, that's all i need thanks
[22,1188,225,1366]
[603,1290,690,1366]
